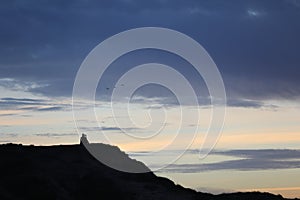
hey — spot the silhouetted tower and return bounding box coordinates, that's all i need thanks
[80,133,89,145]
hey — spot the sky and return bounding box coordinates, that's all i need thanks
[0,0,300,198]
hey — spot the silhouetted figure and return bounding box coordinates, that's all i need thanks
[80,133,89,145]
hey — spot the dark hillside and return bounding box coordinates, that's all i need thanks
[0,143,294,200]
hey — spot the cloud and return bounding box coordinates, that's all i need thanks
[1,133,18,138]
[1,97,44,102]
[214,149,300,160]
[226,99,277,109]
[246,9,266,18]
[34,133,77,138]
[0,0,299,102]
[164,159,300,173]
[0,113,16,117]
[127,95,277,109]
[0,97,45,107]
[0,78,48,93]
[157,149,300,173]
[0,96,70,115]
[36,106,64,111]
[81,126,140,132]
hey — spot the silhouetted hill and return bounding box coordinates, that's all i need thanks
[0,143,296,200]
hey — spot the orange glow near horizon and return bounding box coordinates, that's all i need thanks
[242,187,300,198]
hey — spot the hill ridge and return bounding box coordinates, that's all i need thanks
[0,143,296,200]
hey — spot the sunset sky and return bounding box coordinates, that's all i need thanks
[1,0,300,198]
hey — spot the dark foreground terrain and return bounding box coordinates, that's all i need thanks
[0,143,296,200]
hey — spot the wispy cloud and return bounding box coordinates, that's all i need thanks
[0,133,18,138]
[0,97,45,108]
[0,97,70,115]
[1,97,45,102]
[214,149,300,160]
[34,133,77,138]
[0,78,48,92]
[81,126,140,132]
[164,159,300,173]
[36,106,64,111]
[246,8,266,18]
[226,99,277,109]
[157,149,300,173]
[126,95,277,109]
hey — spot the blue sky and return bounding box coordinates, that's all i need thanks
[1,0,300,100]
